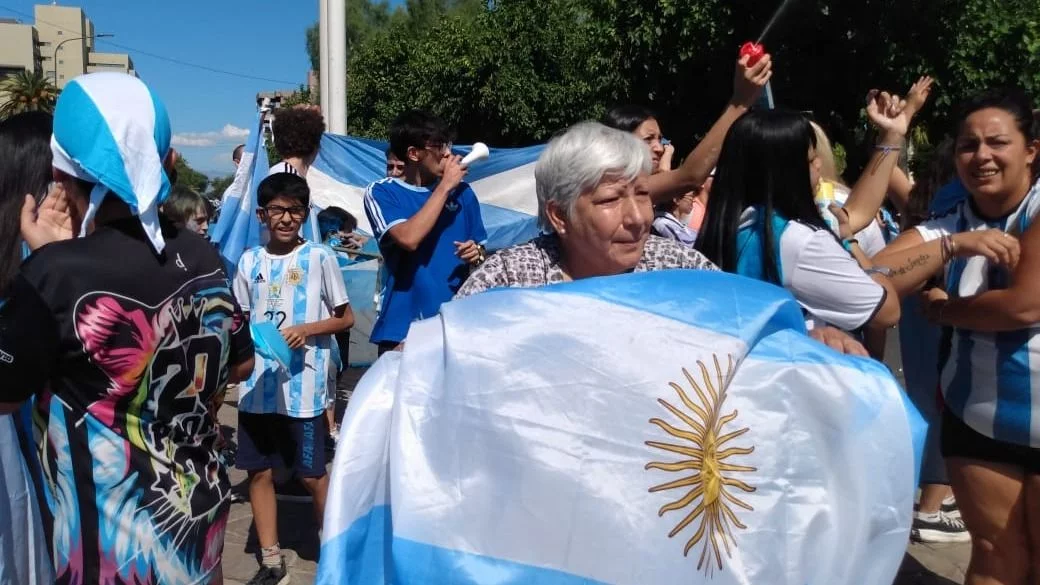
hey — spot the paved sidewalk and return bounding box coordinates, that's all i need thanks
[217,368,971,585]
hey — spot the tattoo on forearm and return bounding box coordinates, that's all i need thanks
[893,254,930,276]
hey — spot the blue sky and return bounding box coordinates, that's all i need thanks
[0,0,319,177]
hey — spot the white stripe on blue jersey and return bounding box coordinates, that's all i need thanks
[363,177,395,237]
[233,241,349,417]
[917,179,1040,447]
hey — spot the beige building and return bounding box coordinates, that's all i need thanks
[88,51,135,76]
[0,19,42,77]
[0,4,134,88]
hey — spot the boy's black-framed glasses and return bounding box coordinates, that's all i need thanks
[261,205,308,219]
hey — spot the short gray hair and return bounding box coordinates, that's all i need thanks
[534,121,653,232]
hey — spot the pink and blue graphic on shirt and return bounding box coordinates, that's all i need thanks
[34,271,241,585]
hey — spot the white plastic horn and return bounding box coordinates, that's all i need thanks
[460,142,490,168]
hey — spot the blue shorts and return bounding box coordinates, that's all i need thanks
[236,413,328,478]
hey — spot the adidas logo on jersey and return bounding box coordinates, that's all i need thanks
[254,273,266,283]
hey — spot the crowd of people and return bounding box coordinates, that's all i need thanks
[0,44,1037,585]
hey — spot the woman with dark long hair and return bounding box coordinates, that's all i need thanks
[0,111,55,584]
[0,112,53,295]
[872,88,1040,584]
[695,105,902,333]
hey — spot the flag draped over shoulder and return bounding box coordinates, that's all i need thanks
[317,270,926,585]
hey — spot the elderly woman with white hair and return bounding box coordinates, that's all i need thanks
[456,122,716,296]
[456,121,869,355]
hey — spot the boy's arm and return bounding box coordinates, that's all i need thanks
[455,186,490,265]
[280,250,354,349]
[281,304,354,349]
[226,302,255,384]
[229,356,255,385]
[370,157,467,252]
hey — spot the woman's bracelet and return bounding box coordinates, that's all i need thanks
[940,235,956,264]
[871,143,902,172]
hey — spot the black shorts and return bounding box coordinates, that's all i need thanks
[941,409,1040,474]
[236,413,328,477]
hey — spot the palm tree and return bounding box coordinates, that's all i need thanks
[0,70,59,119]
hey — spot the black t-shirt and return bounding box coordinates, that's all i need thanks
[0,218,253,584]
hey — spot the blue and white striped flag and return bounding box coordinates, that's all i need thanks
[317,270,925,585]
[210,111,268,274]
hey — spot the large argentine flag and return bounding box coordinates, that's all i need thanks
[318,271,925,585]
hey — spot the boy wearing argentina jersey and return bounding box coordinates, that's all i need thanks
[233,173,354,585]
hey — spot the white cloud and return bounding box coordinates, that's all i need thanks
[171,124,250,148]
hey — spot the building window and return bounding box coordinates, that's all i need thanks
[58,60,63,65]
[56,30,63,35]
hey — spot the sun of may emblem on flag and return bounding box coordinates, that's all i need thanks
[645,354,757,575]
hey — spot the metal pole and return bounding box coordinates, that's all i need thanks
[328,0,348,134]
[319,0,331,131]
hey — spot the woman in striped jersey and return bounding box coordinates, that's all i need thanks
[873,88,1040,585]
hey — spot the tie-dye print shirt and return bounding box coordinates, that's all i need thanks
[0,219,254,585]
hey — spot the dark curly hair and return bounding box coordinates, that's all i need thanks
[272,108,325,160]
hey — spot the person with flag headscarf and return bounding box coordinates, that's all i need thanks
[0,72,255,585]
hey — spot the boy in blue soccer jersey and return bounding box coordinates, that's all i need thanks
[233,173,354,585]
[364,110,488,353]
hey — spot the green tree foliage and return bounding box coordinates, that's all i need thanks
[208,174,234,198]
[313,0,1040,167]
[344,0,621,145]
[0,70,58,119]
[173,156,209,194]
[306,0,397,72]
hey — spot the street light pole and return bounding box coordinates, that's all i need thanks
[52,33,114,84]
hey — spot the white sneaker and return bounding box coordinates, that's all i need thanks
[911,510,970,543]
[940,495,961,519]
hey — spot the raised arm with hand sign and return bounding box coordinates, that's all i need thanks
[645,54,773,204]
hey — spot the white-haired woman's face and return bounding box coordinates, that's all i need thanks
[548,172,653,277]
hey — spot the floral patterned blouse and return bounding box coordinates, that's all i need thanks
[455,234,718,298]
